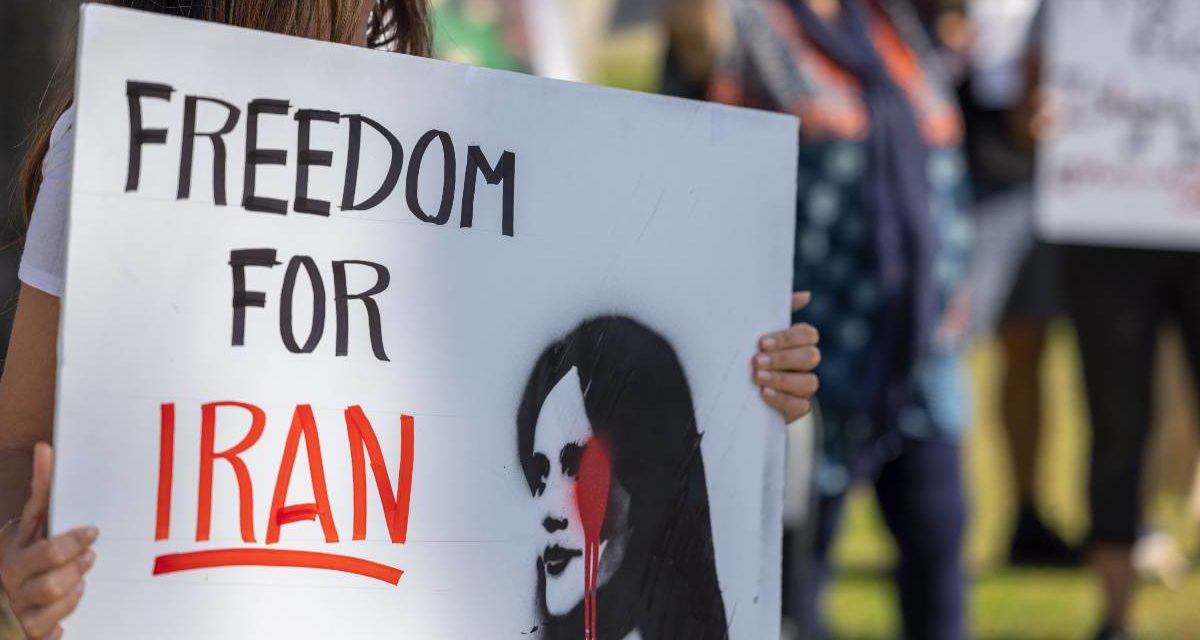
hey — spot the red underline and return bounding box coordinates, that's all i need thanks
[153,549,403,585]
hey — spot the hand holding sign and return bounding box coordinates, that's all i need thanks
[754,292,821,422]
[0,444,96,640]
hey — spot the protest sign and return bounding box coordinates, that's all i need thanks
[51,5,797,638]
[1037,0,1200,248]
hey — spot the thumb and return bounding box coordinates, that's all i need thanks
[791,291,812,313]
[16,442,54,544]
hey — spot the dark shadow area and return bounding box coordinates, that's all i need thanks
[0,1,80,358]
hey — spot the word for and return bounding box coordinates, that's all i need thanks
[152,401,414,584]
[125,81,517,236]
[229,250,390,360]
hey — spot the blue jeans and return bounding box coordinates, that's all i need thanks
[805,437,967,640]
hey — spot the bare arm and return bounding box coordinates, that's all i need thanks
[0,286,98,639]
[0,284,59,534]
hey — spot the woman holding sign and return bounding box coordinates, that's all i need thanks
[0,2,821,638]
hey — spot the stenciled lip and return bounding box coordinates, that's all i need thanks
[542,544,584,577]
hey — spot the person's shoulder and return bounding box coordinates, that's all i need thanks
[38,103,76,178]
[33,102,75,194]
[35,104,75,195]
[20,103,76,298]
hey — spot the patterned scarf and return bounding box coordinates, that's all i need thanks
[789,0,939,426]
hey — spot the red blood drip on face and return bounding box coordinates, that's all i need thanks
[574,438,611,640]
[575,438,612,540]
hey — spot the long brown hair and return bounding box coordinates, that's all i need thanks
[19,0,431,223]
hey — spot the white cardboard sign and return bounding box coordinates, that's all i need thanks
[1037,0,1200,249]
[52,5,797,638]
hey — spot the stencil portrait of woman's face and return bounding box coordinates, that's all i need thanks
[529,367,631,618]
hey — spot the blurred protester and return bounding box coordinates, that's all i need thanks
[1063,225,1200,640]
[664,0,973,637]
[959,0,1079,566]
[1032,1,1200,635]
[1062,196,1200,637]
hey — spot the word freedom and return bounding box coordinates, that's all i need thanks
[124,80,517,236]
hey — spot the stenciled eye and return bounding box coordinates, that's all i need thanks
[560,442,585,478]
[532,452,550,496]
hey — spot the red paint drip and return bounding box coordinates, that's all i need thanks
[575,438,611,640]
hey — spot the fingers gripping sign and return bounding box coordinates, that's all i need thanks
[0,444,98,639]
[753,292,822,423]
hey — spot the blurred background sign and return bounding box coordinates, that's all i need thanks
[1038,0,1200,249]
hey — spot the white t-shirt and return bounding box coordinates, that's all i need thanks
[20,105,75,298]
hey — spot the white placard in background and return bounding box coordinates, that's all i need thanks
[1037,0,1200,249]
[52,5,797,638]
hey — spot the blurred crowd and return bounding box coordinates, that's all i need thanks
[2,1,1199,639]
